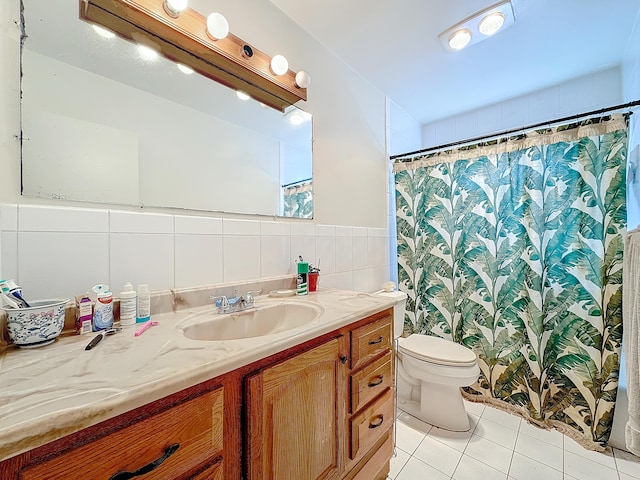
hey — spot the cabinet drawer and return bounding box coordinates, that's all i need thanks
[349,389,394,460]
[20,388,224,480]
[350,351,393,414]
[349,431,393,480]
[350,315,392,371]
[191,458,223,480]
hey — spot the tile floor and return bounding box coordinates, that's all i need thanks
[389,400,640,480]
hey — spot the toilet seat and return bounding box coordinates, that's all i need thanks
[398,334,477,367]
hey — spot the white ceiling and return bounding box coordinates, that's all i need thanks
[270,0,640,125]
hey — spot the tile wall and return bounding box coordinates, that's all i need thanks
[0,204,390,300]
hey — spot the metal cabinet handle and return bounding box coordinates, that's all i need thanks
[110,443,180,480]
[368,336,384,345]
[340,355,348,364]
[368,415,384,429]
[368,375,384,387]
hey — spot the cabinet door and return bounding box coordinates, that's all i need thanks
[246,339,344,480]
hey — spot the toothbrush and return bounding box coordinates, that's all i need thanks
[134,320,159,337]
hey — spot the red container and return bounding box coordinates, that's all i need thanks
[308,272,319,292]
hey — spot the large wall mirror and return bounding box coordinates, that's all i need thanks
[20,0,314,218]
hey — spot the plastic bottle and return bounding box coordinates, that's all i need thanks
[92,284,114,331]
[119,282,137,327]
[136,284,151,323]
[297,262,309,296]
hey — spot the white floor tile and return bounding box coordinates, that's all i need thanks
[621,473,640,480]
[413,435,463,477]
[474,417,519,450]
[428,424,474,452]
[563,436,616,469]
[614,448,640,478]
[453,454,508,480]
[464,398,486,417]
[515,430,563,471]
[518,421,564,448]
[395,457,450,480]
[564,450,619,480]
[509,452,563,480]
[396,411,433,435]
[395,419,428,455]
[482,407,522,431]
[465,434,514,473]
[388,447,411,479]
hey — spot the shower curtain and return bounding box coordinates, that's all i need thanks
[394,115,628,448]
[282,180,313,218]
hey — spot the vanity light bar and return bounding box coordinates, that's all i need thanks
[79,0,307,111]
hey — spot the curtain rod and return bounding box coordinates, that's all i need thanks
[390,99,640,161]
[281,177,312,188]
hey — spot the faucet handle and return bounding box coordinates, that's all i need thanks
[210,295,229,311]
[244,289,263,303]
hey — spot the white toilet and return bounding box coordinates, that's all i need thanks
[378,289,480,432]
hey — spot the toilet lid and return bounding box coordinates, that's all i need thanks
[398,334,477,366]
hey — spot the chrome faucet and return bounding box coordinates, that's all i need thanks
[211,289,262,314]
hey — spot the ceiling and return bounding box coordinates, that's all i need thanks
[270,0,640,125]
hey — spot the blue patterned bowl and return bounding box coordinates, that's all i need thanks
[4,299,69,348]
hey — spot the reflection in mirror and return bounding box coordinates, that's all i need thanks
[20,0,313,218]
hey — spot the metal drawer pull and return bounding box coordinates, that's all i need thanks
[368,336,384,345]
[340,355,348,364]
[368,375,384,387]
[110,443,180,480]
[368,415,384,429]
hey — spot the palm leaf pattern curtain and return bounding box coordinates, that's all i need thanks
[394,115,628,448]
[282,180,313,218]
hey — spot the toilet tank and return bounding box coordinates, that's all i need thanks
[376,290,407,339]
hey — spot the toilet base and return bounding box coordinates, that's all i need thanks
[398,381,471,432]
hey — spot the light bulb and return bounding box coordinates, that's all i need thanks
[92,25,115,39]
[479,12,505,36]
[163,0,187,17]
[448,29,472,50]
[138,44,159,60]
[177,63,194,74]
[294,70,311,89]
[206,12,229,40]
[270,55,289,76]
[236,91,250,101]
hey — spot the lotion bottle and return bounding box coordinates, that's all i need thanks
[119,282,137,327]
[136,284,151,323]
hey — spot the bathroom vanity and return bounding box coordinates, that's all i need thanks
[0,289,396,480]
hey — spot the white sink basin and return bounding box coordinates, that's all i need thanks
[180,301,324,341]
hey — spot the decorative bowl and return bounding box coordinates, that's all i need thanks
[3,298,69,348]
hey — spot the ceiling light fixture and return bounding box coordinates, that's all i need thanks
[236,90,250,101]
[177,63,194,74]
[438,0,515,52]
[92,24,115,38]
[137,44,159,60]
[80,0,310,111]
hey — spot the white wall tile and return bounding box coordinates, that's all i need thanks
[223,235,261,282]
[456,113,479,141]
[368,236,388,267]
[353,269,371,292]
[335,226,353,237]
[110,211,173,234]
[18,232,110,299]
[527,88,559,125]
[315,236,335,274]
[223,218,260,236]
[110,233,174,292]
[317,272,336,289]
[260,221,290,236]
[175,234,223,288]
[335,236,353,273]
[352,226,368,237]
[352,236,368,269]
[315,224,335,236]
[334,271,354,291]
[500,97,529,129]
[1,232,18,281]
[476,103,502,137]
[290,222,315,236]
[260,236,291,277]
[19,205,108,232]
[0,204,18,231]
[175,215,222,235]
[290,235,315,268]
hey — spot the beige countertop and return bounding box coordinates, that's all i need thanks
[0,288,396,462]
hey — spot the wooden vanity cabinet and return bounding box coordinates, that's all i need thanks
[0,308,395,480]
[245,308,394,480]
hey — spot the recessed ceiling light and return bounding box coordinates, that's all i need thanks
[479,12,505,36]
[92,24,115,39]
[448,29,472,50]
[177,63,194,74]
[137,44,159,60]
